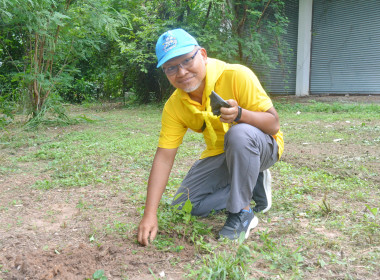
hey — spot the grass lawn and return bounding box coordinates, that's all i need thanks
[0,95,379,279]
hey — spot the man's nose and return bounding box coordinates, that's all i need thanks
[176,64,188,76]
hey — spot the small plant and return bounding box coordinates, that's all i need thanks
[365,204,379,217]
[0,93,16,128]
[92,269,107,280]
[156,196,212,242]
[363,204,379,244]
[32,179,54,190]
[187,233,252,280]
[24,95,78,130]
[153,196,215,256]
[256,230,304,276]
[318,194,333,216]
[191,234,214,254]
[0,263,9,274]
[152,235,177,252]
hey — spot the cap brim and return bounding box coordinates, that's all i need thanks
[156,45,196,68]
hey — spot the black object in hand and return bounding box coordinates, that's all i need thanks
[209,91,231,116]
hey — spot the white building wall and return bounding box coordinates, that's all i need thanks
[295,0,313,96]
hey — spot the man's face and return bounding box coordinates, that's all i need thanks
[162,47,207,94]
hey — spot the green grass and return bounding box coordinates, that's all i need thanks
[0,99,379,279]
[276,101,380,146]
[274,100,380,114]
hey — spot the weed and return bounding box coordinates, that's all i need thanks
[255,230,304,277]
[24,95,78,130]
[187,233,252,280]
[0,263,9,274]
[148,268,160,280]
[33,179,54,190]
[156,198,213,243]
[104,220,135,239]
[9,199,22,206]
[76,198,93,210]
[318,194,333,216]
[191,235,215,254]
[362,205,380,244]
[152,235,183,252]
[91,269,107,280]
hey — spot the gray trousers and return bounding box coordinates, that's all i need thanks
[172,123,279,216]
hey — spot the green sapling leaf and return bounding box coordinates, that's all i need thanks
[182,199,193,214]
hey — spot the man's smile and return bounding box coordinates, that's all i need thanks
[177,75,196,84]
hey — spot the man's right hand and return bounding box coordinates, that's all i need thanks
[137,214,158,246]
[136,147,178,246]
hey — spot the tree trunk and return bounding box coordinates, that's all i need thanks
[235,3,248,62]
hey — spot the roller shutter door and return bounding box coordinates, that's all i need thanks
[310,0,380,94]
[252,0,299,94]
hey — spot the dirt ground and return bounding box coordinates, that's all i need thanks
[0,155,197,280]
[0,95,379,280]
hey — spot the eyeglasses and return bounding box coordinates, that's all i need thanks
[162,48,201,76]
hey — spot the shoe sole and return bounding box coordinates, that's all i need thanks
[245,215,259,239]
[262,169,272,213]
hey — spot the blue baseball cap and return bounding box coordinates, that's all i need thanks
[155,29,199,68]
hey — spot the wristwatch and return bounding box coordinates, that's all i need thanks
[234,106,242,122]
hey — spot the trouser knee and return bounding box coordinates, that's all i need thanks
[224,124,261,153]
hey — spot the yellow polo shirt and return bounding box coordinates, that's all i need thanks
[158,58,284,159]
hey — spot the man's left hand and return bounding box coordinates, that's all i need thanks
[220,99,240,123]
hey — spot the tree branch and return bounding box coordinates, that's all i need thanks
[43,38,75,104]
[256,0,271,26]
[33,33,40,111]
[202,1,213,29]
[236,4,247,61]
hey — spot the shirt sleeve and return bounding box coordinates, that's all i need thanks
[158,103,187,149]
[233,66,273,112]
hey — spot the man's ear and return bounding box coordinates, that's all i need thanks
[200,48,208,64]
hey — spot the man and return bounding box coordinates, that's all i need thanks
[137,28,283,245]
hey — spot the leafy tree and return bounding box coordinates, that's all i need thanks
[0,0,128,117]
[0,0,289,120]
[117,0,288,102]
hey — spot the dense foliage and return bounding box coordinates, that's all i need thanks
[0,0,288,123]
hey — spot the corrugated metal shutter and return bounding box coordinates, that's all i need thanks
[253,0,299,94]
[310,0,380,94]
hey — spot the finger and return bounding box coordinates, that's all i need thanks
[141,234,149,246]
[221,106,237,116]
[137,226,144,245]
[225,107,240,120]
[220,116,233,123]
[142,228,151,246]
[149,227,158,243]
[226,99,237,107]
[220,110,236,122]
[220,106,230,114]
[137,226,149,246]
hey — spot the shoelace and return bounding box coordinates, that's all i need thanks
[224,212,245,229]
